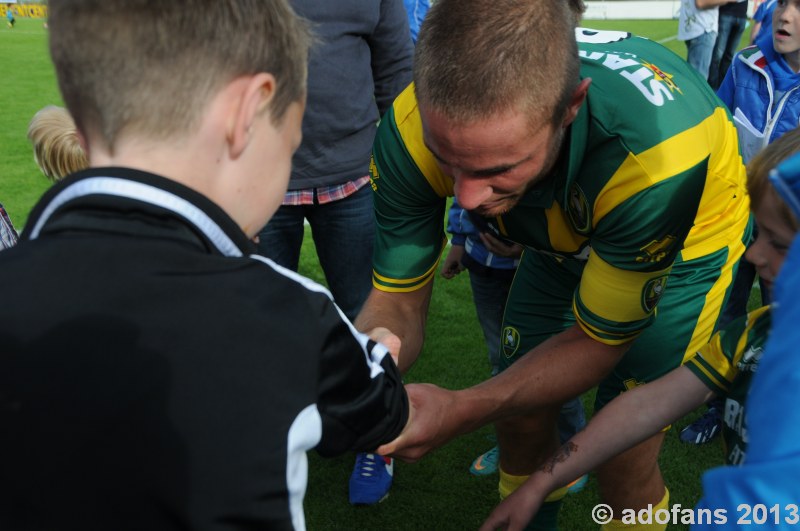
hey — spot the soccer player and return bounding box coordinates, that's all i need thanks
[0,1,408,529]
[479,126,800,531]
[357,0,750,529]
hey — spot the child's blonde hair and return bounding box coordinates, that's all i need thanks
[747,127,800,232]
[27,105,88,182]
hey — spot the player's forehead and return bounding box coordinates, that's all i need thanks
[421,106,549,165]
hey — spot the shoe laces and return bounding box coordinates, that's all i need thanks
[354,453,382,478]
[690,408,721,436]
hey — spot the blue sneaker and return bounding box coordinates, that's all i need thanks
[679,406,722,444]
[469,446,499,476]
[566,474,588,494]
[349,453,393,505]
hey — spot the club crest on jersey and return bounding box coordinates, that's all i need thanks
[641,275,668,313]
[567,183,591,235]
[502,326,521,358]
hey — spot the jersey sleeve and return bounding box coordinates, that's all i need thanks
[370,83,452,292]
[574,135,710,343]
[685,305,771,396]
[314,296,409,457]
[570,31,749,345]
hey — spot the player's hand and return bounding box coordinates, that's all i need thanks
[478,479,545,531]
[441,244,466,279]
[366,327,401,366]
[479,232,524,258]
[376,382,460,462]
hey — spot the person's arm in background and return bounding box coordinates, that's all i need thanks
[478,366,714,531]
[442,199,467,279]
[370,0,414,116]
[750,1,769,44]
[696,0,735,8]
[716,59,736,108]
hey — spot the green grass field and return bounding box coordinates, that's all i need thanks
[1,16,752,531]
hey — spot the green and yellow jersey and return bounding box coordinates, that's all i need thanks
[370,28,750,345]
[685,306,770,466]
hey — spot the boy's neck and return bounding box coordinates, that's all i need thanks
[783,51,800,74]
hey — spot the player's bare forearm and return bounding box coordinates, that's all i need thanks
[354,284,433,374]
[467,324,627,421]
[379,324,628,461]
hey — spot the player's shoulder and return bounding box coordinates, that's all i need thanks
[576,28,723,151]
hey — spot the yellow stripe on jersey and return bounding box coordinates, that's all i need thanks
[688,337,732,391]
[579,250,671,325]
[372,239,446,292]
[691,305,770,384]
[392,84,453,199]
[545,201,589,255]
[593,108,741,227]
[681,230,747,363]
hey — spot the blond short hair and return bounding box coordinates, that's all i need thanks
[414,0,579,127]
[47,0,311,154]
[27,106,88,182]
[747,127,800,232]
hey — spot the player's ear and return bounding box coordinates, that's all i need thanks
[229,73,276,159]
[561,77,591,128]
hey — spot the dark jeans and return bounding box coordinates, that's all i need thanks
[256,185,374,321]
[708,14,748,90]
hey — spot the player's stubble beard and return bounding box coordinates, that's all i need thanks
[472,125,567,218]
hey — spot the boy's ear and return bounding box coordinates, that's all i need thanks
[229,73,276,159]
[76,128,90,159]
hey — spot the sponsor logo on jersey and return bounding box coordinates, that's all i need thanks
[567,183,592,235]
[737,345,763,372]
[636,236,677,264]
[579,50,682,106]
[641,274,668,313]
[502,326,521,358]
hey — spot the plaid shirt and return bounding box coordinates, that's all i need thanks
[282,175,371,206]
[0,202,18,251]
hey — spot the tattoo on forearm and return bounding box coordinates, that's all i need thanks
[539,441,578,475]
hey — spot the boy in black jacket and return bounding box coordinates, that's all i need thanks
[0,1,408,530]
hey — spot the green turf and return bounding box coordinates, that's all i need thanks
[0,15,757,530]
[0,17,60,228]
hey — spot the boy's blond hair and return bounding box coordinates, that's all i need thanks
[747,127,800,232]
[47,0,311,155]
[27,105,88,182]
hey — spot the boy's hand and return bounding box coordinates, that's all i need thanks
[366,327,401,366]
[441,244,466,279]
[479,232,523,258]
[376,383,461,461]
[478,483,544,531]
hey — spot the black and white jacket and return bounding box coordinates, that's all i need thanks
[0,167,408,530]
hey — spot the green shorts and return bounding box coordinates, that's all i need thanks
[499,221,751,411]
